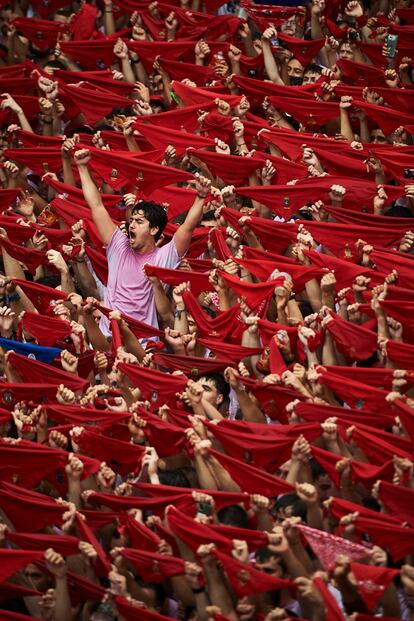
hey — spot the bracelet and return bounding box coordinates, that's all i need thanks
[105,8,113,12]
[174,309,184,319]
[191,585,205,594]
[197,193,207,199]
[43,119,53,125]
[131,58,141,64]
[7,293,20,303]
[75,257,86,263]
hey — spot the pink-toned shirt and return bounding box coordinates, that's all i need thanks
[101,228,181,333]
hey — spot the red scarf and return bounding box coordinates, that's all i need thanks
[209,448,294,497]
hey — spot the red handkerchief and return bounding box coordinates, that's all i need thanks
[213,548,295,598]
[350,563,399,612]
[297,523,370,571]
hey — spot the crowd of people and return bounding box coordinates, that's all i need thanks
[0,0,414,619]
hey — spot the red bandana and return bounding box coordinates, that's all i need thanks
[213,548,295,598]
[297,523,370,571]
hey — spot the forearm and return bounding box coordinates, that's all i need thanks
[121,57,136,84]
[340,109,354,142]
[77,165,104,210]
[322,332,338,366]
[67,479,82,509]
[16,109,33,134]
[174,308,189,334]
[152,282,174,327]
[59,268,76,294]
[62,156,75,186]
[311,15,324,40]
[83,314,110,352]
[194,454,219,490]
[280,548,309,579]
[103,3,116,35]
[72,262,100,299]
[305,502,324,531]
[304,280,322,312]
[235,388,266,423]
[119,322,146,362]
[183,195,204,232]
[2,247,26,280]
[203,560,238,621]
[263,44,284,85]
[54,576,72,621]
[205,454,241,492]
[200,399,223,421]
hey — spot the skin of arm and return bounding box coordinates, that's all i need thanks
[262,34,285,85]
[74,149,117,246]
[204,452,242,492]
[199,547,238,621]
[148,277,174,328]
[103,0,116,35]
[174,177,211,257]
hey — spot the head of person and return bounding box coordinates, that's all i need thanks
[217,504,249,528]
[255,547,285,579]
[339,41,355,61]
[310,459,337,501]
[280,15,297,37]
[287,57,304,85]
[303,63,322,85]
[23,563,52,592]
[43,59,66,75]
[274,493,306,521]
[370,128,389,144]
[128,201,168,252]
[197,373,230,408]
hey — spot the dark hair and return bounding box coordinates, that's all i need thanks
[159,469,191,488]
[131,201,168,242]
[44,60,66,70]
[199,373,230,402]
[217,505,249,528]
[304,63,322,75]
[274,493,307,521]
[310,457,327,481]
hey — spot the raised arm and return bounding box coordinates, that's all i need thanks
[174,174,211,257]
[74,149,117,246]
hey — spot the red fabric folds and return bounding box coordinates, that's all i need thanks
[62,83,132,125]
[143,264,211,296]
[153,352,231,376]
[20,312,71,348]
[72,428,144,476]
[12,278,69,314]
[166,505,233,553]
[297,523,370,571]
[0,549,45,584]
[7,351,89,392]
[118,362,188,403]
[209,448,294,497]
[324,313,378,362]
[121,548,185,582]
[182,290,242,340]
[351,562,399,612]
[213,548,295,598]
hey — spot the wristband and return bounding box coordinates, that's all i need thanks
[105,8,113,12]
[197,193,207,199]
[131,58,141,64]
[191,585,205,594]
[7,293,20,303]
[43,119,53,125]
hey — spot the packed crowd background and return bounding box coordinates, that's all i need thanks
[1,0,414,619]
